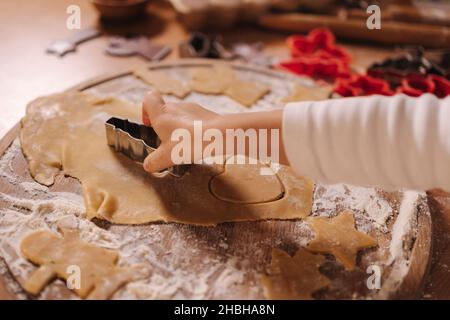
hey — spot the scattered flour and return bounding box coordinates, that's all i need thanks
[376,191,423,299]
[39,103,64,120]
[313,183,394,233]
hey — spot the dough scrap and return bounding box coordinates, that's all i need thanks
[282,84,332,103]
[190,66,236,94]
[209,155,284,204]
[261,248,330,300]
[190,66,270,107]
[21,91,314,225]
[306,210,377,270]
[20,228,148,299]
[133,68,190,98]
[225,79,270,107]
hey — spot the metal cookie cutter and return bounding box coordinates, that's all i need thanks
[46,27,101,57]
[105,117,190,177]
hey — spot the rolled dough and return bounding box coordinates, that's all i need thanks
[224,80,270,107]
[133,68,190,98]
[210,155,284,204]
[190,66,270,107]
[190,66,236,95]
[261,248,330,300]
[282,84,332,103]
[20,91,314,225]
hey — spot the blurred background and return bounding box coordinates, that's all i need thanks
[0,0,449,137]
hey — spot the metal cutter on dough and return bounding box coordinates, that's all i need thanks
[105,117,190,177]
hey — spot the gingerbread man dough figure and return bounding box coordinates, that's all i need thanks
[20,228,148,299]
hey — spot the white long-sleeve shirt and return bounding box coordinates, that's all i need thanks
[282,94,450,191]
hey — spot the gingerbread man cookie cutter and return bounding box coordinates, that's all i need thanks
[105,117,190,177]
[46,27,101,57]
[105,36,171,61]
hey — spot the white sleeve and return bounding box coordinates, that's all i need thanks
[282,94,450,191]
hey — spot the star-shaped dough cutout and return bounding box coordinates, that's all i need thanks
[261,248,330,300]
[306,210,377,271]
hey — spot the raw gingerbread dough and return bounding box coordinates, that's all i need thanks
[261,248,330,300]
[306,210,377,270]
[134,68,190,98]
[282,84,332,103]
[225,79,270,107]
[20,228,147,299]
[190,66,270,107]
[210,155,284,204]
[190,66,236,94]
[21,91,314,225]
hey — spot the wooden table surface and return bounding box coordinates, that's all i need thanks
[0,0,449,299]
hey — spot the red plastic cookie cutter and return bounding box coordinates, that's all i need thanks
[279,57,351,81]
[280,28,352,81]
[334,74,394,97]
[397,75,435,97]
[397,74,450,98]
[287,28,351,64]
[430,75,450,98]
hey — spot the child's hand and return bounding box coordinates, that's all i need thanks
[141,91,219,173]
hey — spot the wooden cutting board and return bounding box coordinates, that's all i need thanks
[0,59,432,299]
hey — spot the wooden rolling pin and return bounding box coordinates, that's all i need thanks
[259,13,450,48]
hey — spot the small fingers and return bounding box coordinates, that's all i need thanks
[142,107,151,126]
[142,91,165,125]
[143,144,175,174]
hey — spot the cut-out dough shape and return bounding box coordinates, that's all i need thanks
[133,68,190,98]
[261,248,330,300]
[190,66,270,107]
[190,66,236,94]
[306,210,377,270]
[225,79,270,107]
[20,228,148,299]
[282,84,332,103]
[21,91,314,225]
[209,155,284,204]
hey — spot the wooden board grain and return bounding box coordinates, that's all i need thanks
[0,60,433,300]
[392,208,433,299]
[0,272,15,300]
